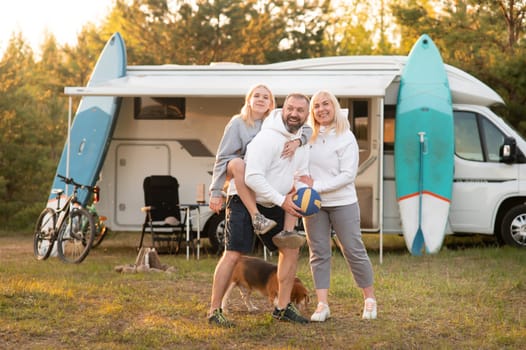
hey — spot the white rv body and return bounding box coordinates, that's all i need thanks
[65,56,526,248]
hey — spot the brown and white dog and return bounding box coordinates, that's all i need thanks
[221,255,310,312]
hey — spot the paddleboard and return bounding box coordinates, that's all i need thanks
[394,34,454,255]
[48,32,127,207]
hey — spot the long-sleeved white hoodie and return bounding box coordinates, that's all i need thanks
[309,126,359,206]
[243,109,309,207]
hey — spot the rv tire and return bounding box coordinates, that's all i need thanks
[500,204,526,248]
[205,211,226,255]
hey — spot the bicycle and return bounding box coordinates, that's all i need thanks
[88,185,110,249]
[33,174,96,263]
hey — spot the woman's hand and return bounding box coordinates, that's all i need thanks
[298,175,314,187]
[209,196,225,214]
[281,139,301,159]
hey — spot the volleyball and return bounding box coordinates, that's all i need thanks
[292,187,321,216]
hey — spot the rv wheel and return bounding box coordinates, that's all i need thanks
[205,212,226,255]
[500,204,526,248]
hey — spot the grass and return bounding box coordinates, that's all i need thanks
[0,230,524,349]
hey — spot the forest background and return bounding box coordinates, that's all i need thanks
[1,0,525,231]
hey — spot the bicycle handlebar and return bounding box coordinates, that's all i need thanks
[57,174,95,192]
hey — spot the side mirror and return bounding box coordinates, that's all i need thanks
[500,136,517,164]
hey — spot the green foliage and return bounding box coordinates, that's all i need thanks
[265,0,331,61]
[0,36,47,229]
[101,0,173,65]
[324,0,377,55]
[491,48,526,134]
[184,0,251,63]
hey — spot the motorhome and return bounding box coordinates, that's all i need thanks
[64,55,526,251]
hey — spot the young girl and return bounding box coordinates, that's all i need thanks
[209,84,310,236]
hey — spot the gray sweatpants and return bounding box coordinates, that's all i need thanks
[304,202,374,289]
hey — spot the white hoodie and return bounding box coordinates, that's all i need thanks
[310,126,359,206]
[243,109,309,207]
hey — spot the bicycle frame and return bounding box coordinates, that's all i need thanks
[52,190,74,232]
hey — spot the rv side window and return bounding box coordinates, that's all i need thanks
[454,112,483,161]
[350,100,370,165]
[134,97,186,120]
[480,117,505,162]
[383,105,396,151]
[454,111,505,162]
[352,100,369,145]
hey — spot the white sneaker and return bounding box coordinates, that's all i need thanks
[362,298,377,320]
[310,302,330,322]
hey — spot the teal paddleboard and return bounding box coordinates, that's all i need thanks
[48,33,126,206]
[394,34,454,255]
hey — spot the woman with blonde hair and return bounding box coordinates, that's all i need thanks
[299,90,377,322]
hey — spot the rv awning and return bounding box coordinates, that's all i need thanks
[64,71,397,98]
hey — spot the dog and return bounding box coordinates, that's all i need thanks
[221,255,310,312]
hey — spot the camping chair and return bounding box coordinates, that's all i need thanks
[138,175,188,254]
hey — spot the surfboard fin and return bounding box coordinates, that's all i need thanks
[411,229,425,256]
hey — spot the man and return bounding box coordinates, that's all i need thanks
[207,93,311,327]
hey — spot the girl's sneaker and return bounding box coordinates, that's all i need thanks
[252,213,277,235]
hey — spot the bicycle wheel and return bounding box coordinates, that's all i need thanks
[57,208,95,263]
[33,207,56,260]
[91,216,109,248]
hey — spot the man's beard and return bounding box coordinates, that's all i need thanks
[285,118,302,133]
